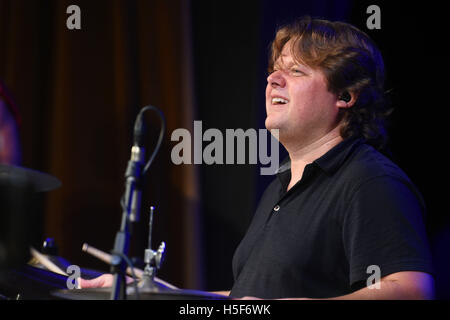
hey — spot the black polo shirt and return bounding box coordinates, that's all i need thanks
[230,137,434,299]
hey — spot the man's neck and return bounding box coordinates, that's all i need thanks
[285,128,343,191]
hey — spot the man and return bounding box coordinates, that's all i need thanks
[229,17,434,299]
[82,17,434,299]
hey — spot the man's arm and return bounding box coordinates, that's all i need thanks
[241,271,434,300]
[326,271,435,300]
[287,271,434,300]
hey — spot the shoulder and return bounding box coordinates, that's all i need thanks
[339,142,425,210]
[346,143,408,182]
[343,142,414,191]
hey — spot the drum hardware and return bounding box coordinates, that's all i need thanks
[29,239,103,281]
[1,164,61,270]
[82,206,176,292]
[50,205,228,299]
[109,106,166,300]
[1,106,229,300]
[41,237,59,256]
[137,206,166,292]
[52,204,229,299]
[29,247,67,276]
[0,164,61,192]
[81,243,177,289]
[0,263,69,300]
[53,213,227,299]
[52,285,229,300]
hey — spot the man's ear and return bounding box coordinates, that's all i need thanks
[336,91,357,109]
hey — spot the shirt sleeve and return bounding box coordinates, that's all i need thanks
[342,175,434,287]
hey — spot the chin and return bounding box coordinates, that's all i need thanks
[265,116,277,130]
[265,117,284,132]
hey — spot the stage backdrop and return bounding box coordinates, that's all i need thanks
[0,0,204,290]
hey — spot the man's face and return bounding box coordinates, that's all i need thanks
[265,41,342,146]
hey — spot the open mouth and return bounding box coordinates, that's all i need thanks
[271,97,289,105]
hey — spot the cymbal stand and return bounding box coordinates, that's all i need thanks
[138,206,166,291]
[109,105,166,300]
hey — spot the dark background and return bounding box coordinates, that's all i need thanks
[1,0,449,297]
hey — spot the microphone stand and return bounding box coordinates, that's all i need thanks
[108,105,165,300]
[110,146,144,300]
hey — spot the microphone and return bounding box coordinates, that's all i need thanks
[126,112,146,223]
[133,111,146,147]
[110,105,165,300]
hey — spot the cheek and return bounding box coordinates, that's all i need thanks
[289,82,317,113]
[290,81,336,119]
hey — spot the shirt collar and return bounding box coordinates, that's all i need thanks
[314,136,364,174]
[275,136,364,176]
[276,157,291,174]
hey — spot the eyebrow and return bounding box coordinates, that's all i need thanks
[274,59,305,69]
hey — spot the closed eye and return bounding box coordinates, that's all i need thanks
[267,66,306,77]
[290,68,305,76]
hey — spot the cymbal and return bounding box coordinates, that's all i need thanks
[52,285,230,300]
[0,164,61,192]
[52,279,229,300]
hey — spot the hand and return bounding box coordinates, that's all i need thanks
[239,296,263,300]
[79,274,134,288]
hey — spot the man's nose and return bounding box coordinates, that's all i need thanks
[267,70,286,88]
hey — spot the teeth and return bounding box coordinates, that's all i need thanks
[272,97,289,104]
